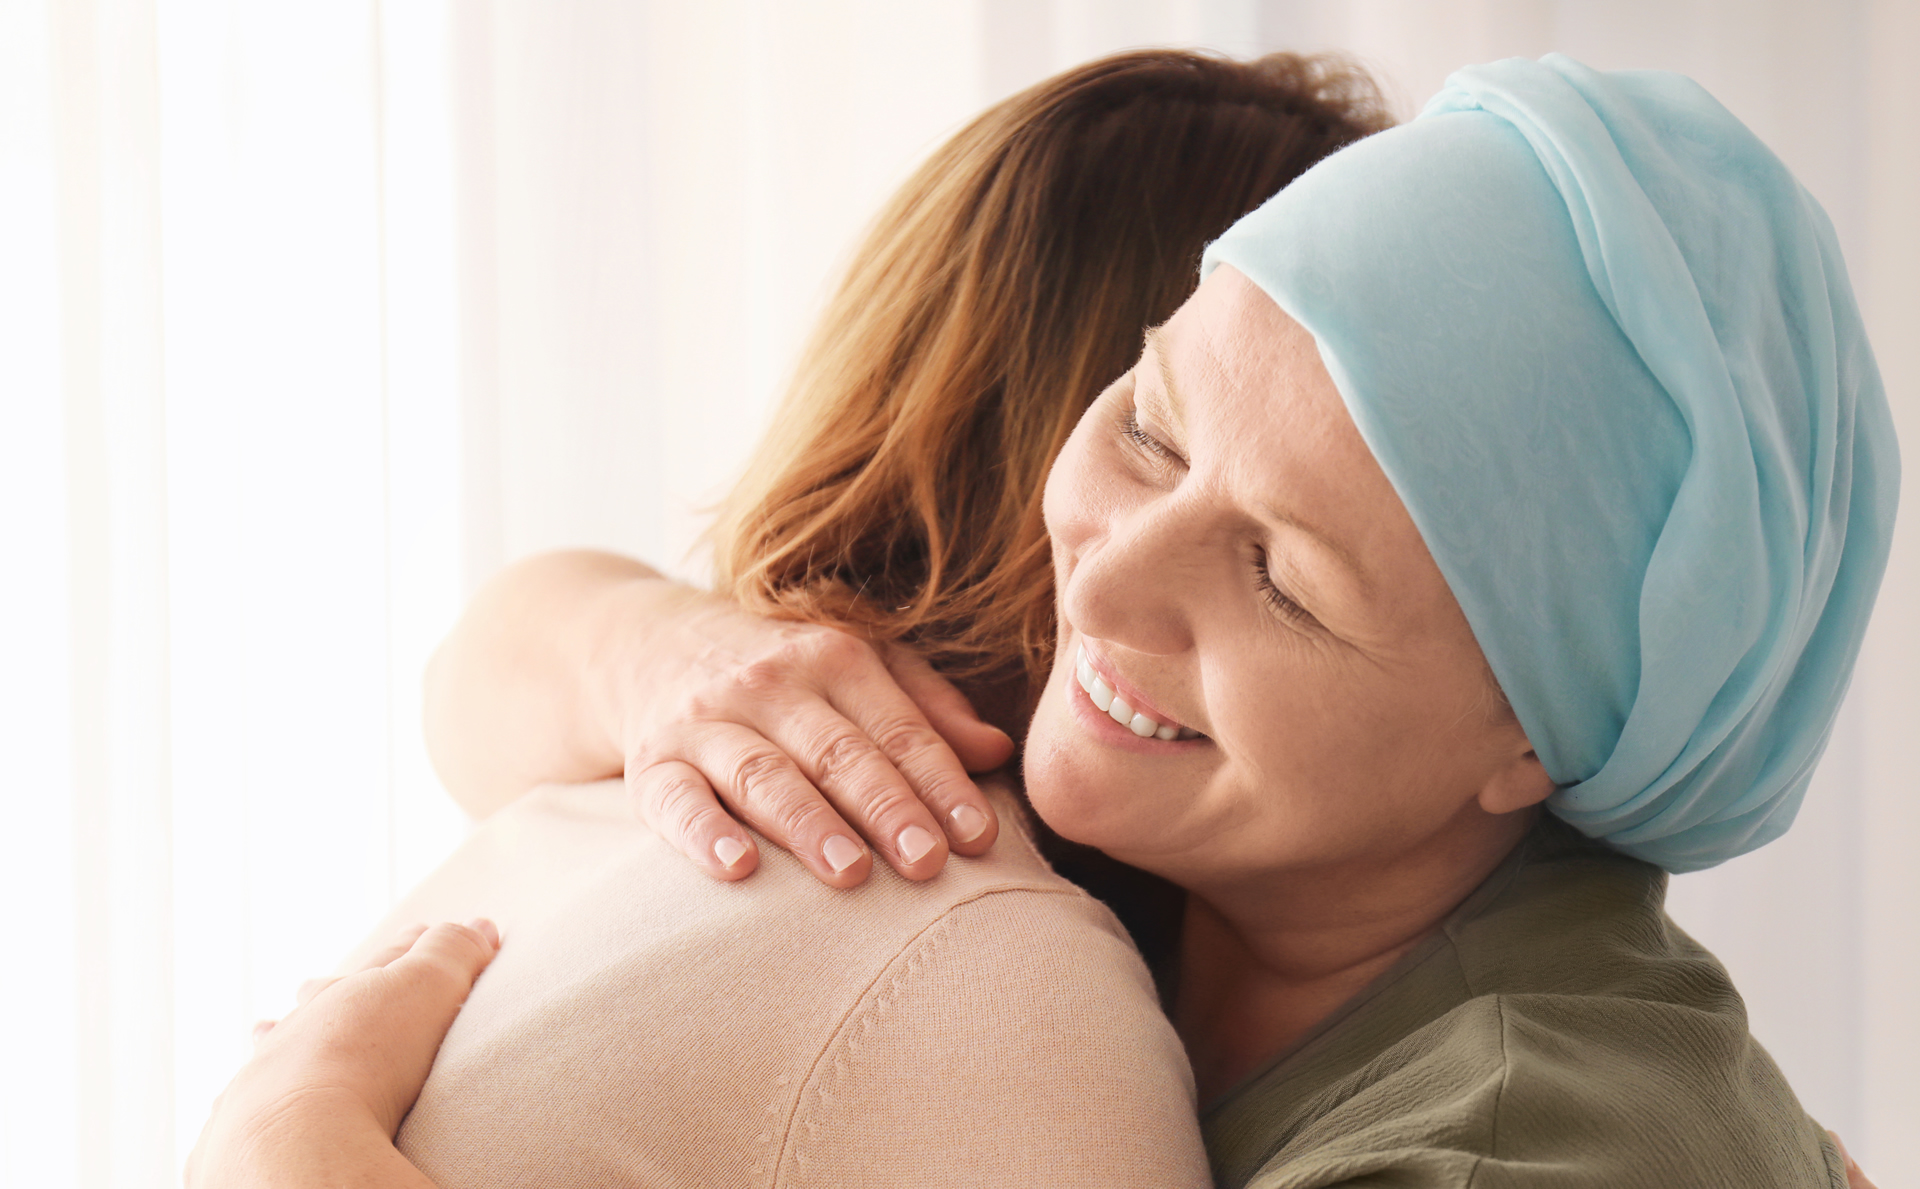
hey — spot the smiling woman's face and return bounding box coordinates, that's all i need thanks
[1024,265,1548,895]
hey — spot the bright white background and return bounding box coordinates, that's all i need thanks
[3,2,1914,1186]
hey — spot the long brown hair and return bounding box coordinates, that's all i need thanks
[710,50,1390,698]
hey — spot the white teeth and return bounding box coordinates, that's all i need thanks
[1074,644,1199,742]
[1078,647,1116,711]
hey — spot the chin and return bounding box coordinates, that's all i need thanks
[1020,686,1147,856]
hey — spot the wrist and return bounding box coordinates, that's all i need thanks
[576,572,710,768]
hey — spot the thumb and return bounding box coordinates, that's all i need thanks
[882,644,1015,772]
[349,920,502,1136]
[393,919,501,997]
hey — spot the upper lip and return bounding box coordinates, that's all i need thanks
[1079,642,1198,735]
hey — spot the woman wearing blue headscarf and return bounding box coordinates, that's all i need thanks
[1018,53,1892,1185]
[195,54,1891,1188]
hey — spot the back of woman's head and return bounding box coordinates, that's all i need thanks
[709,49,1391,698]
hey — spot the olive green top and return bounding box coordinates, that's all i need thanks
[1202,816,1848,1188]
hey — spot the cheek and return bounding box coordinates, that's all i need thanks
[1212,659,1494,842]
[1019,661,1203,853]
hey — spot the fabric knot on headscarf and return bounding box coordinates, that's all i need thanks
[1201,54,1898,871]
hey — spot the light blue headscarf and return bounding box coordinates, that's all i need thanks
[1201,55,1898,872]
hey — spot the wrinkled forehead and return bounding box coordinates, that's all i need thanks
[1149,266,1368,461]
[1143,266,1430,601]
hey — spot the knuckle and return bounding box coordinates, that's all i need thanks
[843,779,917,826]
[637,766,703,814]
[410,931,483,981]
[867,713,944,764]
[802,627,869,669]
[625,735,669,770]
[732,655,794,698]
[765,796,839,846]
[727,748,798,800]
[626,722,697,771]
[810,728,879,784]
[649,780,725,851]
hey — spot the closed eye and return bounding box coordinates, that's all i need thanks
[1120,408,1184,469]
[1253,545,1312,625]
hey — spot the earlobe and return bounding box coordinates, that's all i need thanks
[1478,750,1556,816]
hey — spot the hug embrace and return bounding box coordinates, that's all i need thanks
[190,49,1894,1189]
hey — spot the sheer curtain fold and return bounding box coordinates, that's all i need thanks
[4,2,1914,1185]
[4,3,464,1185]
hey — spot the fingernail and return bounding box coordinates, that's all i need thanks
[823,834,864,874]
[897,825,938,864]
[714,836,750,869]
[465,918,500,947]
[949,804,990,843]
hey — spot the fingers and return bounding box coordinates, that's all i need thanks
[628,760,759,881]
[649,723,877,888]
[829,652,1002,860]
[362,923,433,973]
[625,623,1008,887]
[881,643,1016,772]
[390,919,501,997]
[291,921,430,1007]
[290,919,480,1014]
[369,919,502,1034]
[776,707,958,877]
[744,637,994,872]
[331,920,502,1135]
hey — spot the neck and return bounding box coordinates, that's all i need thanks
[1171,804,1537,1105]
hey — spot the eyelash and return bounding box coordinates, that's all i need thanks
[1120,408,1175,462]
[1252,547,1309,623]
[1115,400,1310,626]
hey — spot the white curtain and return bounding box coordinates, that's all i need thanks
[5,1,1915,1185]
[2,3,466,1185]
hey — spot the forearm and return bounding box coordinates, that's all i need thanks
[422,549,689,818]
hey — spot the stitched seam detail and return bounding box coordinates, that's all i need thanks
[770,883,1088,1187]
[1467,996,1515,1189]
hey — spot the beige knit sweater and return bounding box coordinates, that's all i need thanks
[346,779,1209,1189]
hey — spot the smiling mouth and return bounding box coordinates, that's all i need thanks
[1074,646,1204,741]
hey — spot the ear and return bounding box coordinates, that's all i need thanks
[1477,747,1556,816]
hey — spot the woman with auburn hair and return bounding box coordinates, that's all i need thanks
[192,49,1392,1188]
[421,48,1391,947]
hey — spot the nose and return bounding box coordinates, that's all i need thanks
[1058,493,1199,657]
